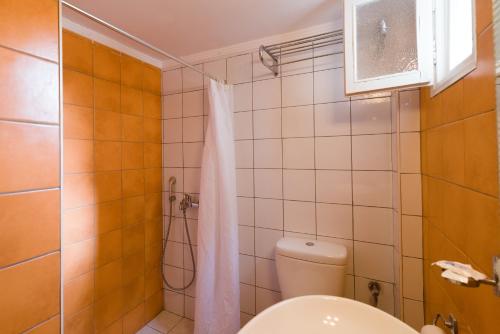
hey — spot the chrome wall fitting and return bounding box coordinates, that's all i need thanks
[368,281,381,307]
[179,193,199,212]
[433,314,458,334]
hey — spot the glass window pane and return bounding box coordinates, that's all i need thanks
[448,0,473,70]
[355,0,418,80]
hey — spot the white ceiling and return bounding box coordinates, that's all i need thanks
[63,0,342,60]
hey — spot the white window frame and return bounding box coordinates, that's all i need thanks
[344,0,434,95]
[431,0,477,96]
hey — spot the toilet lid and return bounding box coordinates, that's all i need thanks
[276,237,347,265]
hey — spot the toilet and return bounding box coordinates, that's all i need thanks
[275,237,347,299]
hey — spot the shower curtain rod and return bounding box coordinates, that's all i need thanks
[61,0,223,83]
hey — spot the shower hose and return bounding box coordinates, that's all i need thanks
[161,188,197,291]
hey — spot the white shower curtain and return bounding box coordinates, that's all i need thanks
[194,79,240,334]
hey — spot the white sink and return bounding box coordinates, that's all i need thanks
[239,295,419,334]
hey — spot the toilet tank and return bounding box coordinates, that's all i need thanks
[275,237,347,300]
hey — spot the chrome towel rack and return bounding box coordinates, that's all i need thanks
[259,29,344,76]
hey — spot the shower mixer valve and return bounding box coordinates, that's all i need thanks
[180,193,199,212]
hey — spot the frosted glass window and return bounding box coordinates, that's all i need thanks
[355,0,418,81]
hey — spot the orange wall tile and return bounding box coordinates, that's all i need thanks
[421,7,500,333]
[0,0,59,62]
[0,47,59,123]
[0,253,60,333]
[0,190,60,267]
[0,122,59,193]
[62,30,163,332]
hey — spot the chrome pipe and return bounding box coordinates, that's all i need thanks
[61,1,224,83]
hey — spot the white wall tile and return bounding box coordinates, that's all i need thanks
[352,134,392,171]
[283,138,314,169]
[240,283,256,314]
[164,290,185,316]
[235,140,253,168]
[255,198,283,230]
[355,277,394,315]
[399,90,420,133]
[402,215,423,258]
[183,90,203,117]
[164,243,184,267]
[239,254,256,285]
[401,174,422,215]
[315,102,351,136]
[236,169,254,197]
[282,105,314,138]
[354,241,394,282]
[228,54,253,84]
[283,170,315,201]
[253,108,281,139]
[282,73,313,107]
[280,49,313,76]
[315,136,351,170]
[253,78,281,110]
[316,203,353,239]
[184,168,201,194]
[284,201,316,234]
[254,139,282,168]
[351,98,391,135]
[182,66,203,92]
[353,171,392,207]
[402,257,423,301]
[316,170,352,204]
[183,142,203,168]
[182,116,204,142]
[256,288,281,314]
[164,143,183,168]
[164,217,184,242]
[354,206,393,245]
[403,299,424,331]
[400,132,421,173]
[238,197,255,226]
[255,227,283,259]
[183,244,197,270]
[184,295,195,318]
[256,258,280,291]
[163,93,183,119]
[344,274,355,298]
[164,119,183,143]
[314,68,348,103]
[314,43,344,71]
[254,169,282,199]
[234,111,253,140]
[234,83,253,112]
[164,69,182,95]
[239,225,255,255]
[203,59,227,84]
[240,313,254,328]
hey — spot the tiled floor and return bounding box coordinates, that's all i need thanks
[137,311,194,334]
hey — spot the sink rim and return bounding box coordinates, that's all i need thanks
[240,295,419,334]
